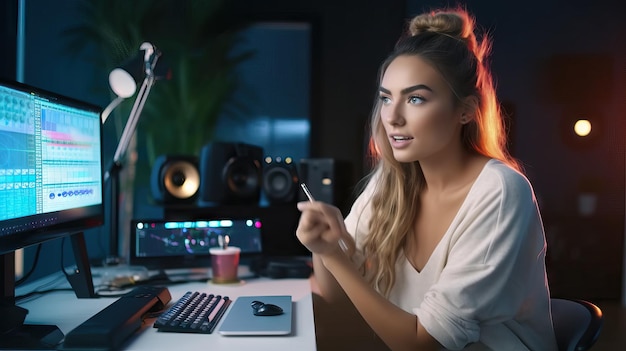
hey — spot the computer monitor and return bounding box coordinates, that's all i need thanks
[129,217,263,270]
[0,79,104,348]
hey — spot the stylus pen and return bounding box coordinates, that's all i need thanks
[300,182,315,203]
[300,183,348,252]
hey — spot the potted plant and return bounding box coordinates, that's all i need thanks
[63,0,254,182]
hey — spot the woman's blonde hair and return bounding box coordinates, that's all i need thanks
[360,7,520,296]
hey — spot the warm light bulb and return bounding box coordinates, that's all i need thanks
[574,119,592,137]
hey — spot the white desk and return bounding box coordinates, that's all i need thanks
[17,273,317,351]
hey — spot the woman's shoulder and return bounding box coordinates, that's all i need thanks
[475,159,535,199]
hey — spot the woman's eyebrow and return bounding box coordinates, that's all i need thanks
[378,84,433,95]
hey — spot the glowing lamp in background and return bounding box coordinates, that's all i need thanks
[574,119,592,137]
[560,112,601,149]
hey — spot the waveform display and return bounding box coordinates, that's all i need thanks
[134,219,263,258]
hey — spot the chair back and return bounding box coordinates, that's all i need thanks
[551,298,603,351]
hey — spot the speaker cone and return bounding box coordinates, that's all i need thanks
[163,160,200,200]
[263,156,299,204]
[198,142,263,205]
[223,157,261,198]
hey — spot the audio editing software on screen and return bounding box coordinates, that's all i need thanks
[0,85,102,222]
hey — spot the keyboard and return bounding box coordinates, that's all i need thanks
[154,291,232,334]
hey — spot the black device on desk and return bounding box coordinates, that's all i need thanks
[60,285,172,351]
[0,79,104,349]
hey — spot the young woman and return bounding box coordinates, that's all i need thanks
[296,7,558,351]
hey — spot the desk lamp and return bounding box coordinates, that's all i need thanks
[101,42,168,271]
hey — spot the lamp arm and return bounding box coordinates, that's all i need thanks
[104,74,155,182]
[111,49,161,168]
[101,44,162,262]
[101,96,125,124]
[113,75,154,163]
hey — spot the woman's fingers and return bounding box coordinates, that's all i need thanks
[297,201,338,233]
[296,201,348,255]
[297,202,326,228]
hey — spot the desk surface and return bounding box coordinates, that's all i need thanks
[18,273,317,351]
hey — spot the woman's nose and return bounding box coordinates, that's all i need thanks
[385,105,405,126]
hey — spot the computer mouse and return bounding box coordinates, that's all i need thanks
[253,303,284,316]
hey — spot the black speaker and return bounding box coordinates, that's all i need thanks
[150,155,200,204]
[263,156,299,205]
[298,158,352,210]
[199,142,263,205]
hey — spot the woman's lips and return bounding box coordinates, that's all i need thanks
[389,135,414,148]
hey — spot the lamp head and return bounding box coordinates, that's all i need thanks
[108,42,162,98]
[102,42,170,124]
[108,66,139,98]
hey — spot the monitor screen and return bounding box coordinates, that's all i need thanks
[0,79,104,253]
[0,79,104,346]
[129,217,263,269]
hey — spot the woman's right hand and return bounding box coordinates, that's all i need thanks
[296,201,354,258]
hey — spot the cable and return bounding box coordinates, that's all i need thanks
[15,287,74,303]
[15,270,74,303]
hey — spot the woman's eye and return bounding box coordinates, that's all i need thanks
[408,96,425,104]
[379,96,391,105]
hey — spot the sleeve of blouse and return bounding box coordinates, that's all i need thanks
[414,167,548,350]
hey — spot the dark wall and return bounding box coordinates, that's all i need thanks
[20,0,107,107]
[234,0,407,188]
[407,0,626,218]
[0,1,17,80]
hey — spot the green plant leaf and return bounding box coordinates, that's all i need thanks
[62,0,256,182]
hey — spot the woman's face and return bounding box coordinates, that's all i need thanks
[379,55,466,164]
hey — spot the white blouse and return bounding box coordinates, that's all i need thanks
[344,159,558,350]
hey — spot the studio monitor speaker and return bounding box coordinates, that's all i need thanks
[263,156,299,205]
[150,155,200,204]
[298,158,352,210]
[199,142,263,205]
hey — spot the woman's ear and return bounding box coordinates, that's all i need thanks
[459,96,479,124]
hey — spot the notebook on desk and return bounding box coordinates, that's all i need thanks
[218,295,292,336]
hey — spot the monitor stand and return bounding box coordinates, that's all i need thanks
[0,252,64,349]
[66,232,97,298]
[0,232,96,349]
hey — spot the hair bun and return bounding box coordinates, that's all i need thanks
[408,10,478,54]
